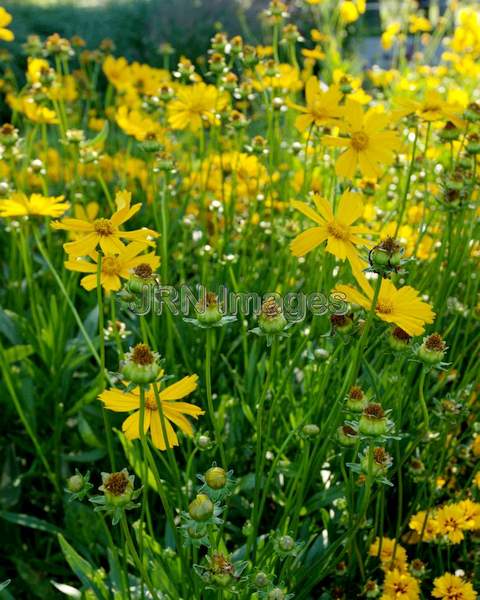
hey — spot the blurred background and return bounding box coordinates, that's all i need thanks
[4,0,385,65]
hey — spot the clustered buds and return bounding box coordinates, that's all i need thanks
[368,237,404,276]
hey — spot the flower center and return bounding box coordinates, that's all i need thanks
[145,396,158,411]
[326,221,349,241]
[393,583,408,594]
[94,218,115,236]
[376,299,394,314]
[102,256,121,276]
[131,343,155,365]
[104,472,129,496]
[351,130,369,151]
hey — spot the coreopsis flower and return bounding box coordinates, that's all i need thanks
[52,190,158,256]
[335,273,435,336]
[369,537,408,572]
[168,82,228,131]
[409,510,439,542]
[408,15,431,34]
[65,242,160,292]
[289,77,343,131]
[290,191,373,272]
[435,504,468,544]
[381,23,402,51]
[393,91,464,127]
[432,573,477,600]
[115,105,165,142]
[99,375,204,450]
[0,7,14,42]
[380,569,420,600]
[0,192,69,218]
[324,99,400,180]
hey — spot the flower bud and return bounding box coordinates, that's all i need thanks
[409,558,426,578]
[268,588,286,600]
[417,333,446,365]
[205,466,227,490]
[466,133,480,155]
[0,123,18,147]
[302,423,320,437]
[438,121,460,142]
[364,580,380,598]
[121,343,161,384]
[188,493,214,522]
[331,313,353,334]
[387,326,411,351]
[346,386,367,412]
[360,447,392,476]
[67,473,85,493]
[464,102,480,123]
[278,535,295,552]
[198,434,211,449]
[196,292,223,324]
[127,263,157,294]
[359,403,388,436]
[99,469,135,506]
[258,297,287,334]
[338,424,358,447]
[369,237,403,273]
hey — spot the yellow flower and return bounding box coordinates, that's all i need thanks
[369,537,408,572]
[435,504,468,544]
[336,273,435,336]
[52,190,158,256]
[381,569,420,600]
[64,241,160,292]
[456,499,480,531]
[382,23,402,51]
[393,91,464,127]
[340,1,360,24]
[27,58,51,84]
[103,55,130,91]
[289,77,343,131]
[168,82,228,132]
[409,15,432,34]
[0,7,14,42]
[324,98,400,180]
[290,191,372,271]
[0,192,69,218]
[99,378,204,450]
[409,510,439,542]
[115,105,165,142]
[432,573,477,600]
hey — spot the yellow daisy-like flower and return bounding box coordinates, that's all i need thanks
[0,7,14,42]
[64,241,160,292]
[335,272,435,336]
[99,378,204,450]
[290,191,373,271]
[168,82,228,132]
[324,98,400,180]
[435,504,468,544]
[409,510,439,542]
[432,572,477,600]
[393,90,464,127]
[289,77,343,131]
[380,569,420,600]
[369,537,408,572]
[0,192,69,219]
[52,190,158,256]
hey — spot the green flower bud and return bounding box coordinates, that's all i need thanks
[338,423,358,447]
[121,343,161,384]
[196,292,223,324]
[0,123,18,147]
[278,535,295,552]
[466,133,480,155]
[205,466,227,490]
[387,326,411,352]
[364,580,380,598]
[268,588,286,600]
[346,386,367,412]
[188,493,214,522]
[464,102,480,123]
[369,237,403,273]
[417,333,446,365]
[258,297,287,334]
[438,121,460,142]
[302,423,320,437]
[331,313,353,334]
[99,469,135,506]
[254,572,269,588]
[67,473,85,493]
[360,447,392,476]
[127,263,157,294]
[359,403,388,436]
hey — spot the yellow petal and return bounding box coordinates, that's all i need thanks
[290,227,327,257]
[99,389,139,412]
[159,375,199,401]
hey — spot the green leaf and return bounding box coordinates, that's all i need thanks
[57,534,108,600]
[0,510,62,535]
[83,121,109,148]
[0,580,11,592]
[4,345,34,364]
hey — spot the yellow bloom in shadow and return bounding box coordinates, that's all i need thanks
[0,7,14,42]
[99,377,204,450]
